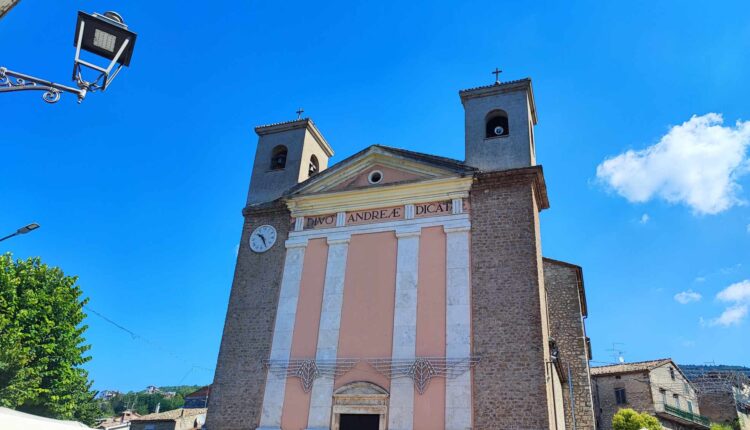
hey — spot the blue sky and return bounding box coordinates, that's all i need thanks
[1,1,749,392]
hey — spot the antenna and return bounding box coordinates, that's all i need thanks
[605,342,626,364]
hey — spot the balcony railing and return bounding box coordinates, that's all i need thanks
[663,404,711,427]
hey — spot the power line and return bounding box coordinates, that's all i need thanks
[84,305,213,376]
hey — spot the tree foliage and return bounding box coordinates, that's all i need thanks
[612,408,662,430]
[0,253,98,425]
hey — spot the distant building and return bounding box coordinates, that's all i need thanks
[129,408,206,430]
[592,358,709,430]
[183,386,211,409]
[98,390,121,400]
[682,366,750,429]
[145,386,159,395]
[97,410,140,430]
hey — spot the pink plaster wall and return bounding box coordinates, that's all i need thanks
[330,164,424,191]
[414,226,447,429]
[334,231,398,390]
[281,238,329,430]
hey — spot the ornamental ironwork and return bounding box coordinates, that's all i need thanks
[369,356,480,394]
[264,358,359,393]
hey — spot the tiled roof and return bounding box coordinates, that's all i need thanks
[254,117,310,131]
[591,358,672,376]
[458,78,532,94]
[132,408,207,422]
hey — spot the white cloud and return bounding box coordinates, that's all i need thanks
[596,113,750,215]
[710,304,748,327]
[717,280,750,302]
[694,276,706,283]
[639,213,650,224]
[708,280,750,326]
[674,289,702,304]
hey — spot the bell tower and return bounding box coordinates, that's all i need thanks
[460,78,538,171]
[247,118,334,205]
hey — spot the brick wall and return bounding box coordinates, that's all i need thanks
[469,167,554,429]
[592,372,653,430]
[544,259,596,430]
[205,202,291,430]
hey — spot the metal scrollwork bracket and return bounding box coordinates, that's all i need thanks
[0,67,86,104]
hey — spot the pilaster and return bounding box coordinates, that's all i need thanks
[258,241,308,429]
[387,227,421,430]
[307,234,351,429]
[444,225,472,430]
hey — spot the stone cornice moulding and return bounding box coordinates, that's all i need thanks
[473,165,549,210]
[287,145,472,196]
[286,176,473,217]
[255,118,334,157]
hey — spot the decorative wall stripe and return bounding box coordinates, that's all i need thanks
[306,235,350,430]
[258,242,308,430]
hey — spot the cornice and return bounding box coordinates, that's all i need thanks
[472,165,550,210]
[254,118,334,157]
[286,176,474,217]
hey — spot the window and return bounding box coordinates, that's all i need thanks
[669,367,676,380]
[687,401,693,413]
[368,170,383,184]
[673,394,680,408]
[615,388,627,405]
[684,382,689,394]
[308,154,319,177]
[660,389,667,406]
[485,110,509,138]
[270,145,287,170]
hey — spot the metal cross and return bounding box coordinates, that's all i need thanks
[492,68,502,84]
[296,108,304,120]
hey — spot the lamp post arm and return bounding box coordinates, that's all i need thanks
[0,67,86,103]
[0,232,18,243]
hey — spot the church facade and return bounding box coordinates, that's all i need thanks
[206,78,595,430]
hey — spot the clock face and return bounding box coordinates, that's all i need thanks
[249,225,277,253]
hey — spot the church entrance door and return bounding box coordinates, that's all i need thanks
[339,413,380,430]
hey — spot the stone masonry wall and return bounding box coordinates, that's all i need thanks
[544,259,596,430]
[205,202,291,430]
[470,168,553,429]
[593,372,653,430]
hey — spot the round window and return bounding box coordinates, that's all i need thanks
[368,170,384,184]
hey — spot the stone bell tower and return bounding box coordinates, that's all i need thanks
[460,78,538,171]
[247,118,334,205]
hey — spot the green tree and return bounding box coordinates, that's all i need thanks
[612,408,662,430]
[0,253,99,425]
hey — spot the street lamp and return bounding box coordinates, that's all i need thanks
[0,223,40,242]
[0,11,137,104]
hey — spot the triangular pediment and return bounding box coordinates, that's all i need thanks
[287,145,475,196]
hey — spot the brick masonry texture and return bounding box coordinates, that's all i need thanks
[593,371,654,430]
[205,202,291,430]
[544,259,596,430]
[593,365,703,430]
[469,167,554,430]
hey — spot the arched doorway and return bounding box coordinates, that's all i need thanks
[331,381,388,430]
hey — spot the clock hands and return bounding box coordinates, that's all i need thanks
[258,233,267,246]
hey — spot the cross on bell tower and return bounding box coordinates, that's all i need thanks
[492,68,502,84]
[296,108,304,120]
